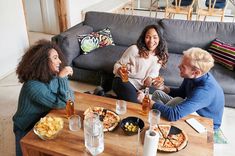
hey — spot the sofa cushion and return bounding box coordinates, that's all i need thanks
[78,28,115,54]
[210,64,235,94]
[172,0,193,6]
[73,45,127,73]
[208,39,235,71]
[205,0,226,8]
[84,12,161,47]
[160,53,183,87]
[52,25,93,65]
[160,19,235,54]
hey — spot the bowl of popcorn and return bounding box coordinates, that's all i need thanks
[33,116,64,140]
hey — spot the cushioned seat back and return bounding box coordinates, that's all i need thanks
[161,19,235,54]
[205,0,226,9]
[84,11,161,46]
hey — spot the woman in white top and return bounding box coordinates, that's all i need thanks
[112,25,168,103]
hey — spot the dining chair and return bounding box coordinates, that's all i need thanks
[149,0,160,17]
[196,0,228,22]
[164,0,196,20]
[230,0,235,22]
[123,0,134,15]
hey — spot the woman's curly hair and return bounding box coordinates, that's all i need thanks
[137,25,168,67]
[16,39,66,83]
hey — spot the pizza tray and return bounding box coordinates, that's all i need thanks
[153,124,188,152]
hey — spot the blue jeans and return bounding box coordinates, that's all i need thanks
[152,90,184,107]
[13,124,28,156]
[112,77,139,103]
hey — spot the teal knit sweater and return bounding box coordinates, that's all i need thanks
[13,77,72,131]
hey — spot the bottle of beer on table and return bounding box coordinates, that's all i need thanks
[66,91,74,118]
[142,87,150,115]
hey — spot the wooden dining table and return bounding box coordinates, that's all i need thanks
[21,92,213,156]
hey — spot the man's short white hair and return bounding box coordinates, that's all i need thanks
[183,47,214,74]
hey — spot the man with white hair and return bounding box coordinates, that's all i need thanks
[138,47,224,130]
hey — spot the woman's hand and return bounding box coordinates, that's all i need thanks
[152,76,164,90]
[144,77,153,87]
[137,90,145,103]
[59,66,73,78]
[117,66,127,80]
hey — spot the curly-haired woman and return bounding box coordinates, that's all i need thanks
[112,25,168,103]
[12,40,74,156]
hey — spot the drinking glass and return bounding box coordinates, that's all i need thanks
[68,115,81,131]
[121,64,128,82]
[84,112,104,156]
[148,109,161,130]
[116,100,127,115]
[153,76,164,90]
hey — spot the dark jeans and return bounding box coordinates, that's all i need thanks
[205,0,226,8]
[112,77,139,103]
[13,124,29,156]
[172,0,193,6]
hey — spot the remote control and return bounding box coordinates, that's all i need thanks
[186,118,207,133]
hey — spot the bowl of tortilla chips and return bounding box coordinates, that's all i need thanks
[33,116,64,140]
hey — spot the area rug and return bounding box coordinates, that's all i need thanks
[214,128,228,144]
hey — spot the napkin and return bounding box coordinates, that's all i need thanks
[143,130,159,156]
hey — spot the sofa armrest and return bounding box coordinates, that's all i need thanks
[52,24,93,65]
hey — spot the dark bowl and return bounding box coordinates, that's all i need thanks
[120,116,145,136]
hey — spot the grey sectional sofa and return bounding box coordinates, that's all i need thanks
[52,11,235,108]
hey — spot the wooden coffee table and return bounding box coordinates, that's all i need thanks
[21,92,213,156]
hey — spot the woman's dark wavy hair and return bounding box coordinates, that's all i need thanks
[137,24,168,67]
[16,39,66,83]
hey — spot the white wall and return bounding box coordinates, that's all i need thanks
[67,0,103,27]
[41,0,60,34]
[24,0,44,32]
[227,1,235,15]
[24,0,102,33]
[135,0,157,9]
[0,0,29,79]
[24,0,60,34]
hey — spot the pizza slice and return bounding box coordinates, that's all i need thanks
[158,137,166,147]
[169,132,188,151]
[154,124,188,152]
[83,107,120,132]
[83,107,103,116]
[163,139,177,152]
[103,111,120,131]
[156,125,171,138]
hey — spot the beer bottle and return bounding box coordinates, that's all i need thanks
[142,87,150,115]
[66,91,74,118]
[121,64,128,83]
